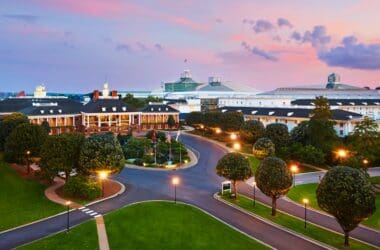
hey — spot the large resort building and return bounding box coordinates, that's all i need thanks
[0,84,179,135]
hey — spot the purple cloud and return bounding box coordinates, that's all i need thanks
[252,19,274,33]
[302,25,331,48]
[241,42,278,61]
[115,43,131,52]
[291,31,302,41]
[277,18,292,28]
[154,43,163,51]
[2,14,38,23]
[136,42,148,51]
[318,36,380,70]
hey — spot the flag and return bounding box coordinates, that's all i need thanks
[166,132,171,143]
[151,130,156,143]
[176,129,181,141]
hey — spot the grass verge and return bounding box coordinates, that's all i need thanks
[0,156,64,232]
[287,182,380,230]
[221,194,377,250]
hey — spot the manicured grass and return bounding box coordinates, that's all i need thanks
[287,181,380,230]
[222,194,376,250]
[247,155,260,174]
[105,202,269,250]
[18,220,98,250]
[371,176,380,185]
[0,156,64,231]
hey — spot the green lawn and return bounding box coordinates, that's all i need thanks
[222,194,376,250]
[247,155,260,174]
[105,202,268,250]
[0,156,64,232]
[20,202,269,250]
[287,181,380,230]
[18,220,98,250]
[371,176,380,185]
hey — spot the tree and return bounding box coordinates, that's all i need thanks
[310,96,332,119]
[4,123,48,171]
[123,137,150,159]
[204,112,222,128]
[347,117,380,167]
[41,120,51,134]
[220,112,244,132]
[145,130,166,142]
[317,167,376,247]
[240,120,265,145]
[255,157,293,215]
[289,121,309,145]
[264,123,289,150]
[185,112,204,126]
[167,115,176,128]
[79,134,125,174]
[252,137,275,159]
[40,133,84,182]
[216,152,252,199]
[0,112,29,150]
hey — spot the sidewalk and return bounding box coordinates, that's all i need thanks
[96,216,110,250]
[44,177,81,208]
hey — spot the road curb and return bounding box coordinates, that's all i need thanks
[213,193,334,250]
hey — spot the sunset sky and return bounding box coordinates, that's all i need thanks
[1,0,380,93]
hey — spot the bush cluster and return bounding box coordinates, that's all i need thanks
[63,176,101,200]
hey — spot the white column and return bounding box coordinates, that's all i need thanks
[55,116,58,127]
[108,115,111,127]
[139,114,141,125]
[129,114,132,125]
[98,115,101,127]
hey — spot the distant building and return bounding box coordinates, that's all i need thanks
[164,70,202,92]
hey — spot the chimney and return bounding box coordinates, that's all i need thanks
[16,91,26,97]
[111,90,118,97]
[93,90,99,101]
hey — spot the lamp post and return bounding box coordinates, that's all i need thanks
[363,159,369,172]
[252,181,256,207]
[233,142,241,151]
[230,132,237,140]
[290,164,298,186]
[98,171,109,197]
[26,150,31,174]
[172,176,179,203]
[302,198,309,229]
[65,200,71,232]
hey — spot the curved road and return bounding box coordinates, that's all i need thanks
[0,134,379,249]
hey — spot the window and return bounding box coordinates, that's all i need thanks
[340,130,343,136]
[102,107,106,112]
[112,107,117,111]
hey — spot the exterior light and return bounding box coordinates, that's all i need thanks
[172,176,180,203]
[252,181,257,207]
[303,198,309,229]
[230,133,237,140]
[336,149,348,158]
[233,142,241,151]
[363,159,369,165]
[98,171,109,197]
[26,150,31,155]
[215,128,222,134]
[290,164,298,186]
[200,124,204,129]
[65,200,71,232]
[184,159,189,164]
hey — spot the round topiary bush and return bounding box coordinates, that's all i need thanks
[63,176,102,200]
[252,137,275,159]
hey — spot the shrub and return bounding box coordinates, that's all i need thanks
[142,154,155,164]
[252,137,275,159]
[240,120,265,144]
[134,158,144,166]
[145,130,166,142]
[63,176,101,200]
[264,123,289,150]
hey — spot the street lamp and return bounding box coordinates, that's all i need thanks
[335,149,348,164]
[26,150,31,174]
[302,198,309,229]
[98,171,109,197]
[290,164,298,186]
[233,142,241,151]
[252,181,257,207]
[215,127,222,134]
[230,132,237,140]
[172,176,179,203]
[65,200,71,232]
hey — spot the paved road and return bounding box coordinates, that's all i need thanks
[0,135,380,249]
[0,134,329,250]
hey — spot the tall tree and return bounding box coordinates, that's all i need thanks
[40,133,84,182]
[167,115,176,128]
[185,112,204,126]
[310,96,332,119]
[255,157,293,215]
[41,120,51,134]
[317,166,375,247]
[240,120,265,144]
[0,112,29,150]
[4,123,48,170]
[79,134,125,175]
[264,123,289,150]
[216,153,252,199]
[252,137,275,159]
[220,112,244,132]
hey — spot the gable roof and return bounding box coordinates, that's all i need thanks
[82,99,135,113]
[140,104,179,113]
[291,99,380,106]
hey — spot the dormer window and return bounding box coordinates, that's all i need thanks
[122,107,127,111]
[112,107,117,111]
[362,102,368,105]
[287,112,294,117]
[40,110,44,114]
[337,102,342,106]
[102,107,106,112]
[221,109,227,113]
[269,111,275,116]
[350,102,355,105]
[50,110,53,114]
[158,108,161,111]
[166,108,168,111]
[251,110,258,114]
[58,109,62,113]
[151,108,154,111]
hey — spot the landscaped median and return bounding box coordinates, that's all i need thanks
[18,201,270,250]
[216,193,377,250]
[287,181,380,230]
